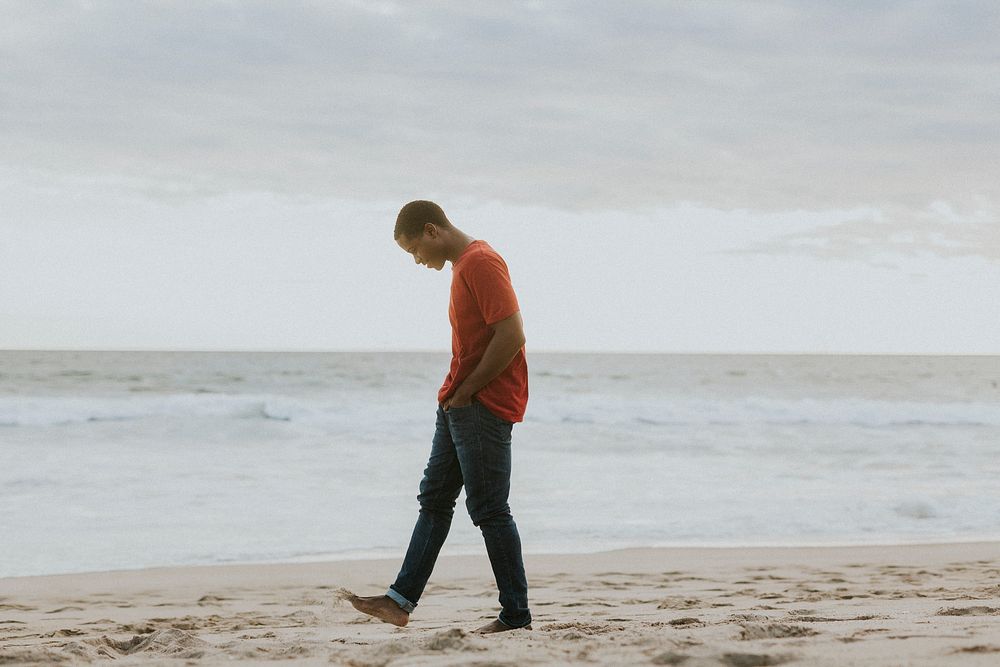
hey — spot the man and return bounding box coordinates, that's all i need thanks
[344,200,532,633]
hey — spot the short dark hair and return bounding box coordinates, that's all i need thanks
[394,200,452,240]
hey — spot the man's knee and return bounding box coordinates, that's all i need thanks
[467,501,512,527]
[418,489,458,518]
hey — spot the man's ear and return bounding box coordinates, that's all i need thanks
[423,222,437,238]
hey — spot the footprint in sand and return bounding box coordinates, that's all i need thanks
[55,628,213,662]
[951,645,1000,654]
[937,606,1000,616]
[656,597,702,610]
[843,627,891,641]
[943,564,971,572]
[45,606,85,613]
[279,610,319,626]
[650,650,691,665]
[101,628,212,658]
[197,595,235,606]
[729,613,771,622]
[425,628,488,651]
[0,648,70,664]
[737,623,819,640]
[331,639,412,665]
[783,613,884,623]
[41,628,86,637]
[597,581,630,590]
[346,615,380,624]
[540,621,624,635]
[144,614,260,632]
[718,651,798,667]
[117,622,158,634]
[716,588,759,599]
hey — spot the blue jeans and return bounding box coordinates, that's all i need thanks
[386,400,531,628]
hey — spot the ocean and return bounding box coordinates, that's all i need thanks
[1,351,998,578]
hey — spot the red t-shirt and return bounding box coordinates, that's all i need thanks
[438,240,528,423]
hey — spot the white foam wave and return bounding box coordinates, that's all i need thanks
[532,395,1000,428]
[0,394,298,427]
[1,394,996,428]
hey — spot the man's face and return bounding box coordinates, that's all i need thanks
[397,225,446,271]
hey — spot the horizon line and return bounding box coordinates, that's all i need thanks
[1,348,997,357]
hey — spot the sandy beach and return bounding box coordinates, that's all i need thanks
[1,542,998,666]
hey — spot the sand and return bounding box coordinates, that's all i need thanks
[1,542,999,666]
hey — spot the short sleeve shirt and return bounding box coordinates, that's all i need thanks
[438,240,528,423]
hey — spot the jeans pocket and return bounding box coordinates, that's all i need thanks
[445,401,478,423]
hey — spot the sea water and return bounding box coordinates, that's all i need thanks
[1,351,998,578]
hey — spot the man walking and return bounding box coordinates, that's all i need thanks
[345,200,532,633]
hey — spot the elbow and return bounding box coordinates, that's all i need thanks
[491,322,526,350]
[498,331,526,351]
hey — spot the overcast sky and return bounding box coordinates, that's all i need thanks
[2,1,998,353]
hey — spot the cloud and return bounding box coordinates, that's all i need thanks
[0,1,997,213]
[734,200,1000,263]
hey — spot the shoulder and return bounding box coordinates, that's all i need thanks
[457,242,508,273]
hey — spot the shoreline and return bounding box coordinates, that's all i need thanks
[4,539,1000,584]
[2,542,999,665]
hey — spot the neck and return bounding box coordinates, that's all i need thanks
[443,229,476,263]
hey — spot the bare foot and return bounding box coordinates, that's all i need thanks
[475,619,532,634]
[336,589,409,627]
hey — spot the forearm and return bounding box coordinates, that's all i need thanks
[453,332,524,399]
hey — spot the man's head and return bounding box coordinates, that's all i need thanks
[394,200,454,271]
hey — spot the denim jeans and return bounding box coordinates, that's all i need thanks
[387,400,531,628]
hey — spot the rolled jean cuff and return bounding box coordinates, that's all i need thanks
[386,587,416,613]
[497,614,532,629]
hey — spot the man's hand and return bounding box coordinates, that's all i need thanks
[441,312,525,413]
[443,390,474,412]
